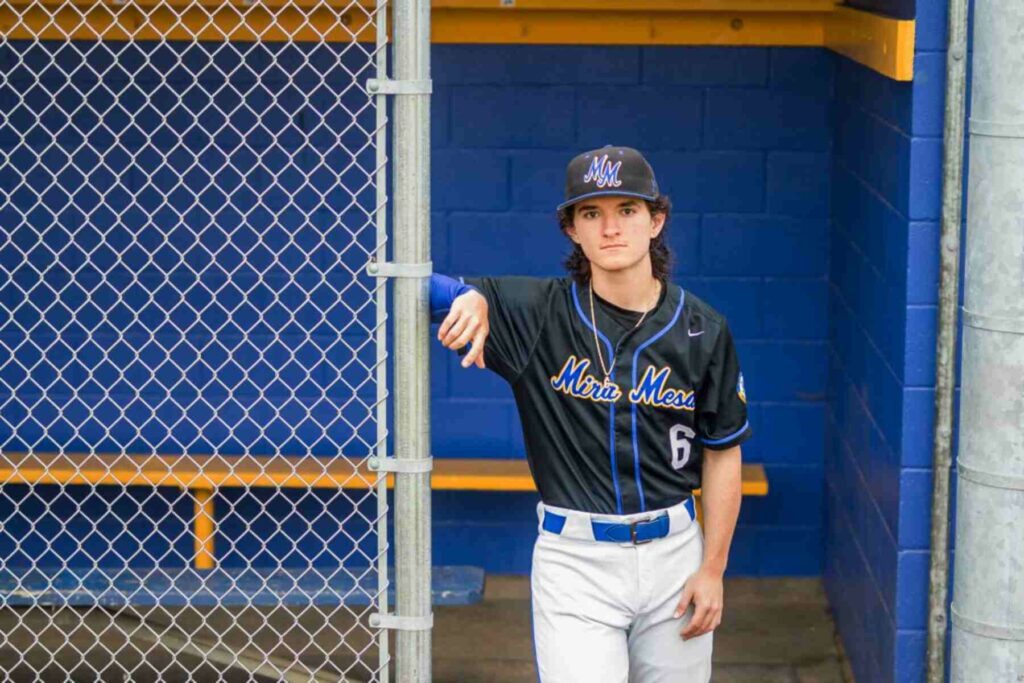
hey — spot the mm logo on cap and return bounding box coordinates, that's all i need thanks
[583,154,623,189]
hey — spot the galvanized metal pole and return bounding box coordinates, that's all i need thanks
[374,0,392,679]
[950,1,1024,680]
[392,0,432,680]
[926,0,969,678]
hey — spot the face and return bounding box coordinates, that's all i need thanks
[565,196,665,276]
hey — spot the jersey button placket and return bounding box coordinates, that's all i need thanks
[613,332,639,511]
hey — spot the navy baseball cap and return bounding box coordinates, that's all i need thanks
[557,145,659,211]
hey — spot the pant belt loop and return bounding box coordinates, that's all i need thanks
[542,510,567,535]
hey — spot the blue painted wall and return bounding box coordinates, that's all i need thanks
[824,0,948,680]
[429,45,833,576]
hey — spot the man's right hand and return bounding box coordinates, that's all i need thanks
[437,290,489,369]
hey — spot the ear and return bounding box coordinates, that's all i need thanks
[650,211,666,239]
[565,222,580,244]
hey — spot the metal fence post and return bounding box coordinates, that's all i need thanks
[391,0,433,680]
[926,0,969,678]
[950,1,1024,679]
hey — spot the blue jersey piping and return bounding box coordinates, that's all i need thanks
[630,288,685,512]
[702,420,750,446]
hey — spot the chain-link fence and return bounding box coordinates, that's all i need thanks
[0,1,400,680]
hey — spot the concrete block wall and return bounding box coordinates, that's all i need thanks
[824,0,948,680]
[430,45,833,576]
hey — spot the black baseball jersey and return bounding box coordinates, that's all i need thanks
[464,276,751,516]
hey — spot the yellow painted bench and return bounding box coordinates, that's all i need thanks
[0,453,767,568]
[430,458,768,497]
[449,459,770,527]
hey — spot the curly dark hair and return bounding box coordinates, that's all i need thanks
[557,195,674,286]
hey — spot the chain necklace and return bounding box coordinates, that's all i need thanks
[588,279,660,382]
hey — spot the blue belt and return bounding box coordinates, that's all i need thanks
[542,497,695,545]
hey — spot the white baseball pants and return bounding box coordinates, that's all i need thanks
[530,499,712,683]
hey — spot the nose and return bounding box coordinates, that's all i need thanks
[601,215,622,237]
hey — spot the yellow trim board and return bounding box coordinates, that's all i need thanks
[432,0,838,11]
[1,0,837,10]
[0,2,912,80]
[431,4,912,80]
[0,4,375,42]
[431,10,824,46]
[824,6,915,81]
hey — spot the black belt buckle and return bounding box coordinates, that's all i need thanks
[629,518,653,545]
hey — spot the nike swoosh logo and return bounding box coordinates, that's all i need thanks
[688,329,704,337]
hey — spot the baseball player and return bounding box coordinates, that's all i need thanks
[429,146,750,682]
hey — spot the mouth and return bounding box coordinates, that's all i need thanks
[600,244,628,251]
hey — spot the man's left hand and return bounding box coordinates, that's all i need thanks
[674,565,724,639]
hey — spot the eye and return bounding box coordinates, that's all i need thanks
[622,206,636,215]
[582,210,598,219]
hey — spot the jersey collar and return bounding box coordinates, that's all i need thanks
[571,280,685,348]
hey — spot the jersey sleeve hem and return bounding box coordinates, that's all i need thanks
[701,422,752,451]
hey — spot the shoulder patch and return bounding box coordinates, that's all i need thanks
[737,372,747,404]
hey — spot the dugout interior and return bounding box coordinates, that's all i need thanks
[425,2,943,683]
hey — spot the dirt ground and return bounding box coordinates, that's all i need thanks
[432,575,853,683]
[0,576,852,682]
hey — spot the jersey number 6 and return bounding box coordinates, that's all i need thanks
[669,424,696,470]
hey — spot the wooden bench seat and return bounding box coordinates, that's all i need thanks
[431,458,769,497]
[0,452,768,569]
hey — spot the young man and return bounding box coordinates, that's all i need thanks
[429,146,750,682]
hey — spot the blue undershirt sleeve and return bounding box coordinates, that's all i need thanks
[429,273,477,324]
